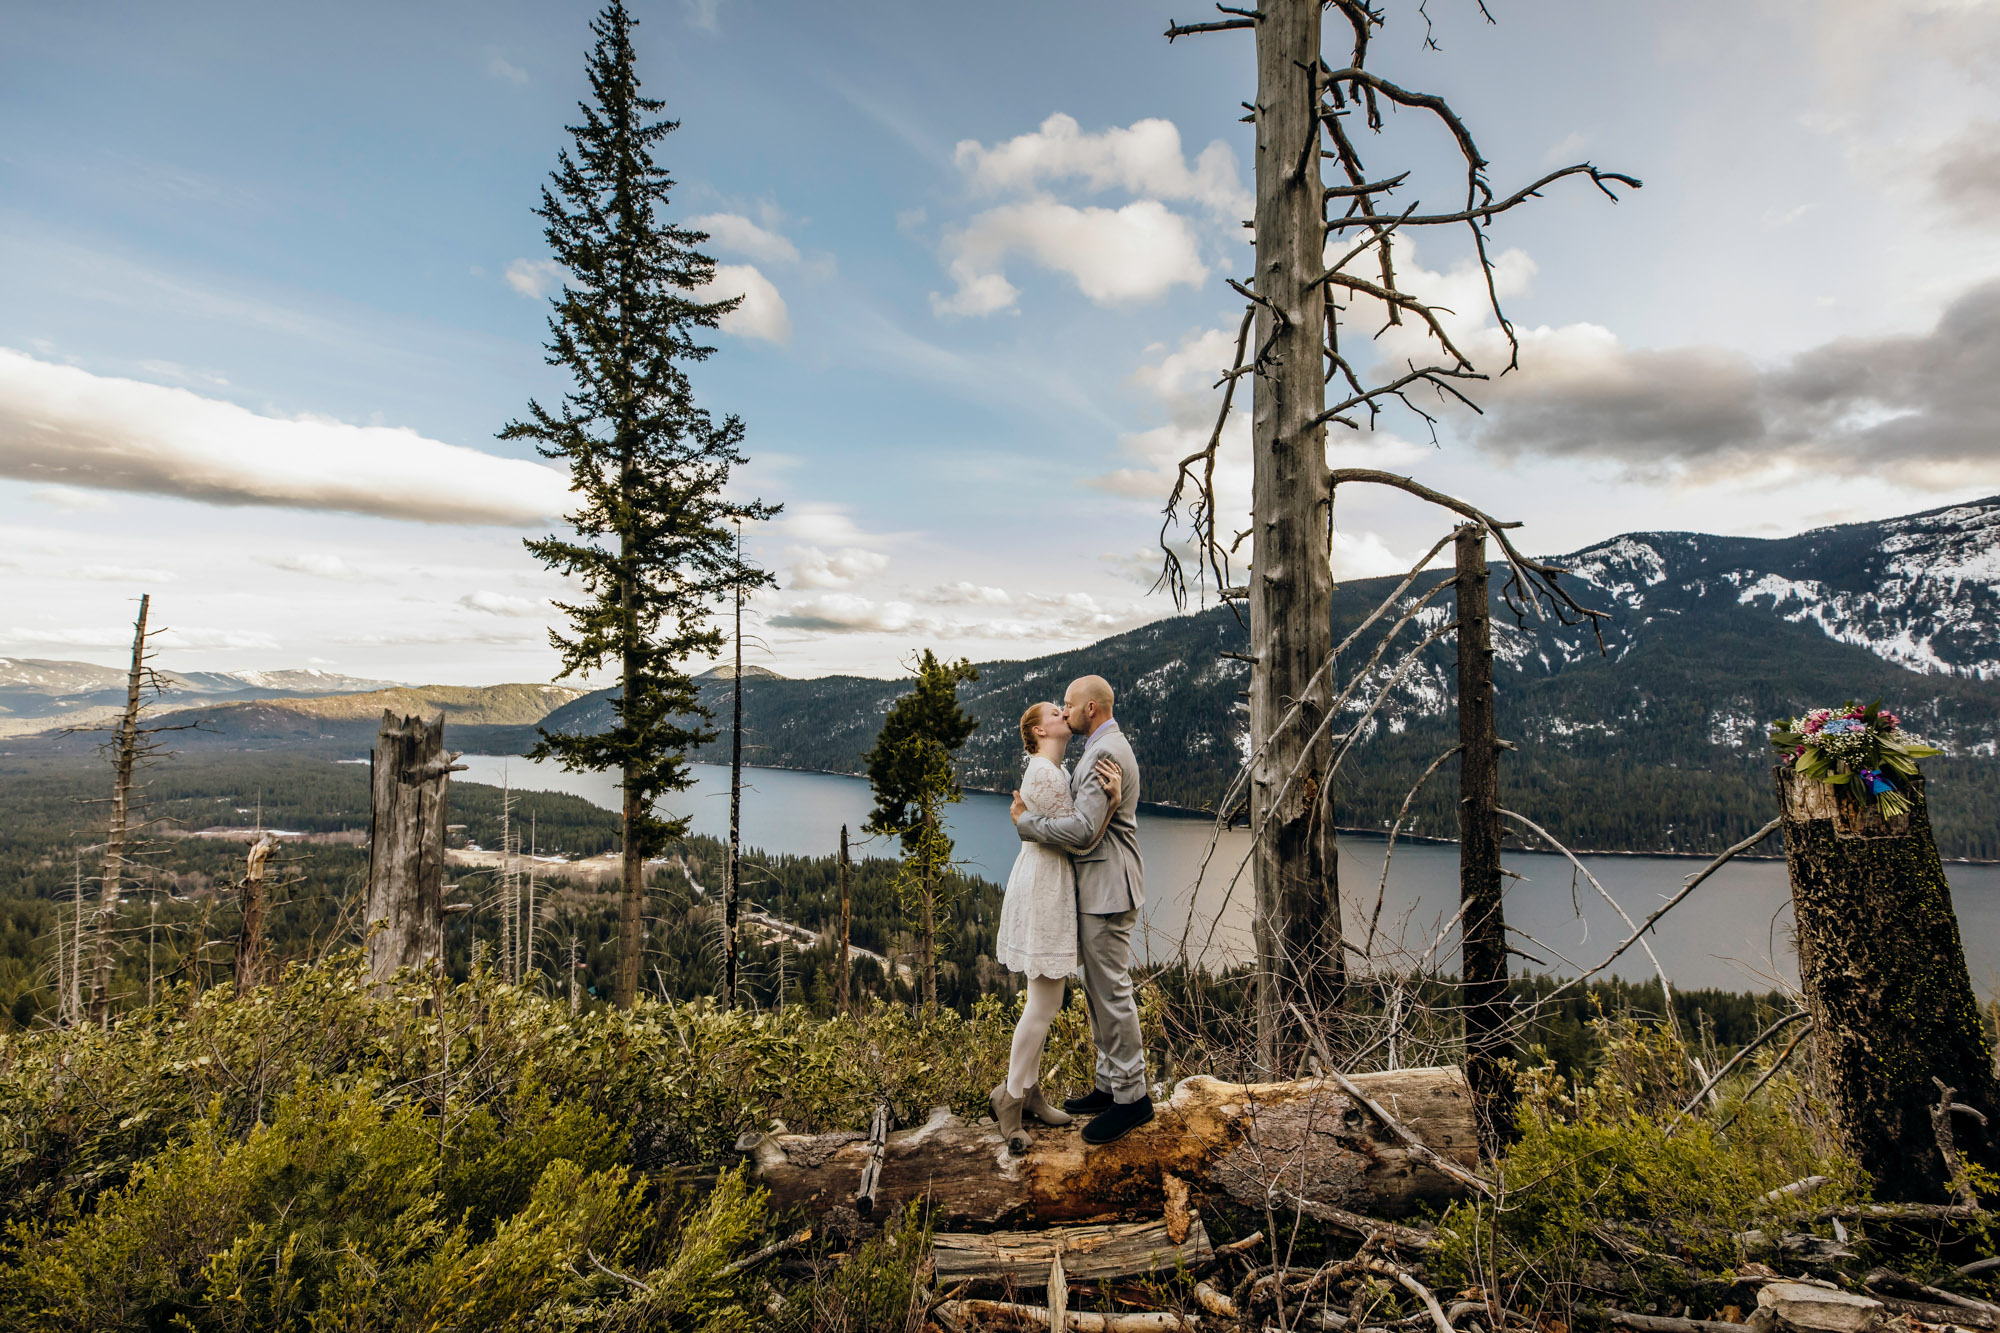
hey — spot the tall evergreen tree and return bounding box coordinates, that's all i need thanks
[508,1,773,1010]
[864,651,978,1006]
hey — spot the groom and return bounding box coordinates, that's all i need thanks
[1010,674,1151,1145]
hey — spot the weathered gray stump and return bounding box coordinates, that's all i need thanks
[1776,767,1998,1202]
[366,712,461,985]
[235,832,278,995]
[739,1066,1477,1232]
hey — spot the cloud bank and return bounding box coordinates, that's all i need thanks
[0,349,573,524]
[1478,279,2000,490]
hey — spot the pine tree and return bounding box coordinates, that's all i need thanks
[863,651,978,1007]
[508,1,774,1010]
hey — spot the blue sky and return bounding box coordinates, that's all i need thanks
[3,0,1998,682]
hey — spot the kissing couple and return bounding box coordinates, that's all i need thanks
[991,673,1151,1153]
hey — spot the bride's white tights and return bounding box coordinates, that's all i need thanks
[1006,975,1067,1098]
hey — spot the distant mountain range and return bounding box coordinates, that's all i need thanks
[0,660,400,737]
[538,495,2000,858]
[0,679,583,750]
[7,498,1996,858]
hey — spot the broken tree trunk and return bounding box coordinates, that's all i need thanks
[89,593,151,1025]
[365,712,461,986]
[1455,524,1513,1150]
[1776,767,1999,1202]
[1248,0,1343,1076]
[739,1066,1475,1232]
[235,832,279,995]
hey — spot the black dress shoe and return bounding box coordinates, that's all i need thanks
[1063,1088,1115,1116]
[1080,1094,1154,1146]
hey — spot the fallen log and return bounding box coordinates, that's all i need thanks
[738,1067,1477,1232]
[932,1219,1213,1283]
[937,1298,1199,1331]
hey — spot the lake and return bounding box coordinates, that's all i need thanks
[459,756,2000,997]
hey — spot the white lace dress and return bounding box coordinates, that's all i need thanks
[996,755,1081,979]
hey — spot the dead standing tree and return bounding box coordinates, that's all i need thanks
[71,594,198,1024]
[365,712,464,985]
[1160,0,1634,1075]
[87,594,154,1024]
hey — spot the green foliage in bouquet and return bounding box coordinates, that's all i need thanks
[1768,700,1940,819]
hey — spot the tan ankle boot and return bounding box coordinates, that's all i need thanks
[990,1083,1030,1154]
[1021,1084,1073,1127]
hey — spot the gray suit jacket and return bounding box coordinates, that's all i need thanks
[1015,719,1144,915]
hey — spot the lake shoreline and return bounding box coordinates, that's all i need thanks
[533,759,2000,866]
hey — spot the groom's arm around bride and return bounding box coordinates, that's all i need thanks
[1009,675,1153,1145]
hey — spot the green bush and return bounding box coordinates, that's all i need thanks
[1433,1015,1862,1310]
[0,954,1020,1330]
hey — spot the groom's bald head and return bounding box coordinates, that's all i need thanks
[1063,675,1116,734]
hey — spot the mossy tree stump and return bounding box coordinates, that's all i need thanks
[1775,767,1998,1202]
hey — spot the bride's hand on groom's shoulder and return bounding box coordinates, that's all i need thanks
[1093,758,1122,804]
[1009,790,1026,820]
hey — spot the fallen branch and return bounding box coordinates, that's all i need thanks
[1268,1190,1438,1251]
[1672,1011,1811,1131]
[1608,1312,1771,1333]
[719,1226,812,1278]
[1389,1267,1453,1333]
[1866,1268,2000,1320]
[1760,1174,1832,1205]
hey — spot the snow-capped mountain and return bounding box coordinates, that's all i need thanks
[1557,497,2000,679]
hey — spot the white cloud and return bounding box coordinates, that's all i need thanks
[504,258,564,298]
[699,264,792,343]
[768,593,922,635]
[0,348,574,525]
[28,485,115,512]
[74,564,177,584]
[688,213,801,266]
[459,590,546,617]
[780,504,881,547]
[955,113,1249,217]
[933,199,1206,316]
[2,625,279,652]
[787,545,890,589]
[682,0,725,31]
[765,588,1141,642]
[487,53,530,86]
[261,553,383,581]
[924,581,1011,605]
[1092,325,1409,583]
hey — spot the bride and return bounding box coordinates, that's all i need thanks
[990,700,1122,1153]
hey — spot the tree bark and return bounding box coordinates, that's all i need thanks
[739,1066,1475,1232]
[235,832,278,996]
[1776,767,1999,1201]
[1455,525,1512,1149]
[365,712,458,986]
[89,593,150,1025]
[1250,0,1342,1075]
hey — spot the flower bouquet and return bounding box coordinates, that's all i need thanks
[1768,700,1940,819]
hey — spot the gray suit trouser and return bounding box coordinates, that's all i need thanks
[1078,907,1147,1101]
